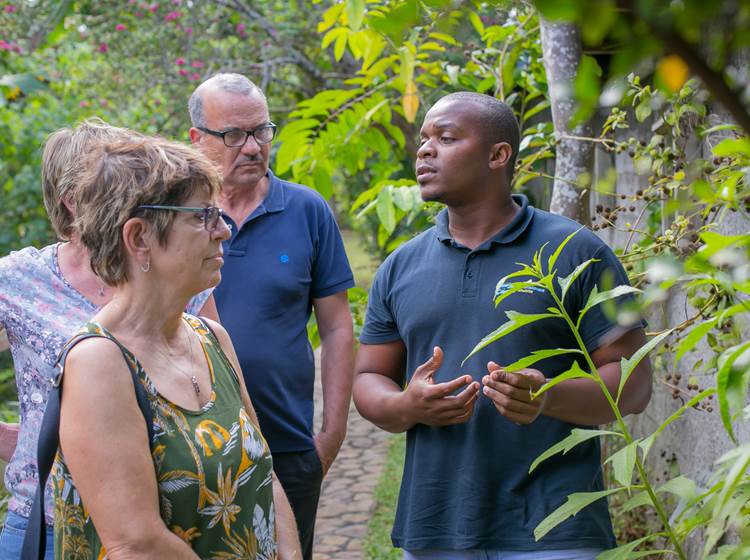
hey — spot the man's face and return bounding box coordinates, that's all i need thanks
[415,100,495,205]
[193,89,272,189]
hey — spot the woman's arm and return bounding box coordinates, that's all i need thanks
[59,338,199,560]
[0,421,18,462]
[203,318,302,560]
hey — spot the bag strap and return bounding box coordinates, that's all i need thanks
[21,331,155,560]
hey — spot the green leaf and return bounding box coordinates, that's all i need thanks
[605,440,639,488]
[716,342,750,443]
[534,0,579,21]
[635,100,652,122]
[558,258,599,302]
[617,329,673,403]
[596,536,658,560]
[620,490,651,512]
[532,360,593,400]
[469,11,484,36]
[577,285,642,328]
[529,428,622,474]
[462,311,561,365]
[503,348,583,373]
[428,32,459,46]
[392,186,415,212]
[547,227,584,274]
[376,186,396,234]
[345,0,365,31]
[334,29,349,61]
[534,488,623,541]
[674,318,718,364]
[657,475,698,501]
[638,388,715,459]
[712,137,750,157]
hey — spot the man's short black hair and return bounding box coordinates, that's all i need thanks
[438,92,520,181]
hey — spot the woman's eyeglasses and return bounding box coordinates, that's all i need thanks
[136,205,225,232]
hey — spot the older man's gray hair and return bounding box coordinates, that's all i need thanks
[188,73,266,128]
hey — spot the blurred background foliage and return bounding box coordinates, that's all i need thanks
[2,0,750,556]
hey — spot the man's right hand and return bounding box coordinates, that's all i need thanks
[401,346,480,427]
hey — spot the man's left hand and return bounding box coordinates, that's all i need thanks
[482,361,547,424]
[313,430,344,477]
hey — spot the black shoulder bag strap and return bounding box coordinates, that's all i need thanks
[21,332,155,560]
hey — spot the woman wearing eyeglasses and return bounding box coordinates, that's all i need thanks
[49,136,300,559]
[0,120,219,560]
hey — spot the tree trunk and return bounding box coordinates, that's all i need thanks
[540,19,592,224]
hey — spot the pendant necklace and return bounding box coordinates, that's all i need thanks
[160,322,201,398]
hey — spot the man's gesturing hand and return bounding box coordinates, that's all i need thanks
[482,361,547,424]
[404,346,480,427]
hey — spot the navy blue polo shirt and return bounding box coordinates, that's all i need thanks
[361,194,639,551]
[215,171,354,453]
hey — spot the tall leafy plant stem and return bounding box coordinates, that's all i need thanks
[545,285,688,560]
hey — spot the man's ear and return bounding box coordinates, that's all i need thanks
[489,142,512,171]
[188,127,201,145]
[122,217,153,269]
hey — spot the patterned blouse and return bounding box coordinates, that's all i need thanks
[52,316,276,559]
[0,243,211,523]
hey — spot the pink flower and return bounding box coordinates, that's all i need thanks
[148,3,158,13]
[115,23,126,31]
[164,10,181,21]
[236,23,246,33]
[0,40,10,50]
[185,27,192,35]
[4,5,17,13]
[135,11,143,17]
[190,60,204,68]
[153,99,162,106]
[178,68,188,76]
[190,72,201,81]
[98,42,108,53]
[79,100,90,107]
[172,0,180,4]
[99,99,108,107]
[175,57,185,65]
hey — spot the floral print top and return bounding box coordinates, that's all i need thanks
[52,316,276,560]
[0,243,211,523]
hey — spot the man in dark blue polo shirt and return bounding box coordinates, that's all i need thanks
[188,73,355,560]
[354,92,652,559]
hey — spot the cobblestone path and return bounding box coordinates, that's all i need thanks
[312,354,391,559]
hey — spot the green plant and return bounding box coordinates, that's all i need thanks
[464,226,750,558]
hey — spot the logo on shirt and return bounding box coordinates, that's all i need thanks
[494,282,546,299]
[279,253,289,264]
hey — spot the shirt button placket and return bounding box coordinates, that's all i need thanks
[461,252,479,297]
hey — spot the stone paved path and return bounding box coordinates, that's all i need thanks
[312,352,392,559]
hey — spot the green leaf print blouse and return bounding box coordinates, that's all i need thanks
[51,315,277,560]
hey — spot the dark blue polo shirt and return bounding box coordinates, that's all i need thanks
[360,195,639,551]
[215,171,354,453]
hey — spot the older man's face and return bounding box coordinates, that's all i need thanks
[196,89,272,190]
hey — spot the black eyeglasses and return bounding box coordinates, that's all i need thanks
[197,123,277,147]
[136,205,225,232]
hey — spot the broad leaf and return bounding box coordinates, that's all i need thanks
[376,186,396,234]
[716,342,750,443]
[547,227,584,274]
[605,439,639,488]
[462,311,560,365]
[620,489,651,512]
[345,0,365,31]
[531,360,593,400]
[657,475,698,502]
[577,285,642,328]
[558,258,599,303]
[617,329,673,403]
[534,488,623,541]
[503,348,583,373]
[529,428,621,474]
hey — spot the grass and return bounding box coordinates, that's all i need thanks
[363,433,406,560]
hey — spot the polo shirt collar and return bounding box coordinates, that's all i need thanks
[435,194,534,248]
[258,169,285,214]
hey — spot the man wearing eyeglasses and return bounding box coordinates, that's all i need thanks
[188,73,355,560]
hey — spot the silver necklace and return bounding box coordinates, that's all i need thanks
[159,322,201,398]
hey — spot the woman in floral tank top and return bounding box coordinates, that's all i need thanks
[49,135,299,558]
[0,120,217,559]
